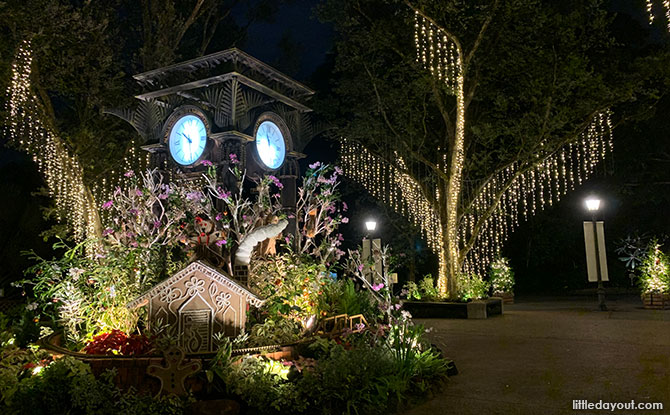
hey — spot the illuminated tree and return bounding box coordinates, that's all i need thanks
[321,0,663,297]
[1,0,286,241]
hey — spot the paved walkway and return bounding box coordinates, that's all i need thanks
[407,296,670,415]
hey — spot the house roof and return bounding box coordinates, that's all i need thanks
[127,261,263,309]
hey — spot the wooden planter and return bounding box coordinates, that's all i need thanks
[402,297,503,319]
[493,291,515,304]
[642,293,670,309]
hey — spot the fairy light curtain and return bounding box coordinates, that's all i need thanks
[5,40,96,241]
[340,8,614,280]
[646,0,670,31]
[459,112,613,275]
[5,40,151,241]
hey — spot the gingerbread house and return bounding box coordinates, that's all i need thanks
[128,261,263,353]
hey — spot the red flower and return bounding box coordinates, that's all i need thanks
[83,330,153,356]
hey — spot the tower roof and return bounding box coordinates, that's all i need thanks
[133,48,314,112]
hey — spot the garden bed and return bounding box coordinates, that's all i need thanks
[37,332,298,393]
[493,291,514,304]
[642,293,670,309]
[402,297,503,319]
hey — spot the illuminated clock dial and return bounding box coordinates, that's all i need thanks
[255,120,286,169]
[168,114,207,165]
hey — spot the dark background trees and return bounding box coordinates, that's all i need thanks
[1,0,669,296]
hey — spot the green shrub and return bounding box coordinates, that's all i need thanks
[403,281,421,300]
[207,342,306,415]
[457,273,489,301]
[299,343,398,415]
[248,318,302,347]
[3,356,187,415]
[250,254,329,323]
[206,320,450,415]
[402,276,439,301]
[418,277,439,301]
[317,279,377,321]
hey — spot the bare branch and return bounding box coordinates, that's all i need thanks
[363,64,451,184]
[173,0,206,50]
[464,0,500,69]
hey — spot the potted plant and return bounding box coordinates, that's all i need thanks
[400,274,502,319]
[614,233,650,287]
[638,240,670,309]
[489,257,515,304]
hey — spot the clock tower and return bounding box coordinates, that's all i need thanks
[109,49,315,216]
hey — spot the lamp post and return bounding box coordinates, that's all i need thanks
[585,196,607,311]
[362,219,381,285]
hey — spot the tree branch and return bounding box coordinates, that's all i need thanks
[459,107,611,259]
[173,0,206,50]
[363,64,451,184]
[464,0,500,69]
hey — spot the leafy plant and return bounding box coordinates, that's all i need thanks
[299,343,398,415]
[457,273,490,301]
[402,281,421,300]
[248,319,302,347]
[402,276,439,301]
[251,254,331,324]
[614,234,651,272]
[21,239,147,347]
[0,336,51,406]
[385,318,448,392]
[208,352,306,414]
[3,356,187,414]
[317,279,377,322]
[418,277,439,301]
[489,257,515,294]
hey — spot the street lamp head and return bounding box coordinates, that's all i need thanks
[585,197,601,212]
[365,219,377,232]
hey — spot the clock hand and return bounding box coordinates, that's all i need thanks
[181,132,192,144]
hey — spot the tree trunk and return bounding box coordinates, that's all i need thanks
[437,57,466,299]
[438,232,459,299]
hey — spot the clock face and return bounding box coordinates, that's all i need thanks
[255,120,286,169]
[168,114,207,165]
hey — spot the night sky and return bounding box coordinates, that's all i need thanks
[233,0,333,82]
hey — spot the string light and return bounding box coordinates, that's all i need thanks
[644,0,670,30]
[5,41,95,241]
[5,41,151,242]
[460,111,613,275]
[340,9,615,297]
